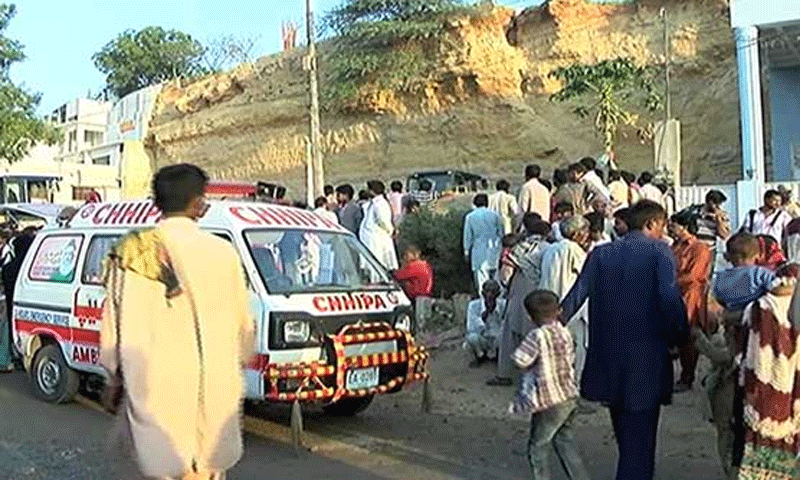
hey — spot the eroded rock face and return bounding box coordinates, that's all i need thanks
[147,0,740,197]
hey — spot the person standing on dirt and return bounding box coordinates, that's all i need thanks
[387,181,406,227]
[99,164,254,480]
[464,193,503,298]
[519,165,551,222]
[560,200,688,480]
[489,179,520,235]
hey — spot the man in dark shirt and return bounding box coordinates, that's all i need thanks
[335,184,363,235]
[561,200,688,480]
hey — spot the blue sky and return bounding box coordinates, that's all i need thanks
[5,0,542,113]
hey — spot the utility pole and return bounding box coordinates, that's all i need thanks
[661,7,672,120]
[306,0,324,198]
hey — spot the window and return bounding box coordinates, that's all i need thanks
[92,155,111,166]
[68,130,77,153]
[82,236,120,285]
[29,235,84,283]
[84,130,103,147]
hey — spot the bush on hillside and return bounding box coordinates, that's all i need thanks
[397,206,473,298]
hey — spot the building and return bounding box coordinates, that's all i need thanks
[676,0,800,228]
[0,85,164,205]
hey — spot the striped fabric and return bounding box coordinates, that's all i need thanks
[738,292,800,480]
[510,323,578,414]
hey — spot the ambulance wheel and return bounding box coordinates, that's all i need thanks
[323,395,374,417]
[31,344,80,404]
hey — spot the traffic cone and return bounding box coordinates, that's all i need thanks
[290,399,303,449]
[421,376,432,413]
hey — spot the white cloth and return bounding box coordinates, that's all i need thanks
[551,221,564,241]
[639,184,664,206]
[608,180,629,209]
[518,179,551,222]
[741,208,792,242]
[99,218,254,478]
[313,208,339,225]
[539,239,587,301]
[359,196,398,270]
[463,207,503,272]
[539,238,589,381]
[387,192,405,226]
[581,170,611,206]
[466,298,507,338]
[489,191,520,235]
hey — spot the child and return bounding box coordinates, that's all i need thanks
[713,233,788,311]
[510,290,589,480]
[393,245,433,302]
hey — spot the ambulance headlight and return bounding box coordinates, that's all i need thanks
[283,320,311,344]
[394,313,412,332]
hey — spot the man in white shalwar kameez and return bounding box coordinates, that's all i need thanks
[539,216,590,383]
[359,181,399,271]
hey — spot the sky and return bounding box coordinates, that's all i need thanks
[5,0,347,113]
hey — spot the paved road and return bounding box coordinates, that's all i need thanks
[0,372,388,480]
[1,351,727,480]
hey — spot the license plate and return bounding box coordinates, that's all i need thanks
[345,367,379,390]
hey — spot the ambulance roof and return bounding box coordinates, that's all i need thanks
[65,200,348,233]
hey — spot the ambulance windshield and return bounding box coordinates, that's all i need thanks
[244,229,394,294]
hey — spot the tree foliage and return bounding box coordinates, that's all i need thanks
[398,206,473,298]
[549,58,661,153]
[201,34,259,73]
[93,27,206,98]
[322,0,470,104]
[0,4,59,163]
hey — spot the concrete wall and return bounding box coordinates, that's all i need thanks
[769,67,800,181]
[731,0,800,28]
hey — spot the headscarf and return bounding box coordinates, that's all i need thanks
[756,234,786,270]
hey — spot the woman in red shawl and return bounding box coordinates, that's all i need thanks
[737,263,800,479]
[756,234,786,270]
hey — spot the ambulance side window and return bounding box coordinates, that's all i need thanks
[28,234,84,283]
[82,235,120,285]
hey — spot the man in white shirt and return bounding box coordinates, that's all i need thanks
[518,164,551,222]
[489,179,520,235]
[740,189,792,242]
[638,172,664,206]
[464,280,506,367]
[387,181,406,226]
[607,170,629,210]
[313,196,339,225]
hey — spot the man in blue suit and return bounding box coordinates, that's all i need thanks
[561,200,688,480]
[464,193,503,297]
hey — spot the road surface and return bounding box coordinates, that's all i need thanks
[0,343,727,480]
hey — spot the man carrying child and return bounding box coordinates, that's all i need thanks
[510,290,589,480]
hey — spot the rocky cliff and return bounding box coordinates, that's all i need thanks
[146,0,740,196]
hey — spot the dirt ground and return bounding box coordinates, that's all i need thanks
[295,338,727,480]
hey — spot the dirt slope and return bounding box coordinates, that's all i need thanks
[146,0,740,197]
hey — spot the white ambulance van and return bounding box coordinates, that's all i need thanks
[11,200,429,415]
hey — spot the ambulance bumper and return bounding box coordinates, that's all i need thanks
[260,323,429,403]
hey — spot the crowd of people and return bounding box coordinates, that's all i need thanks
[459,158,800,480]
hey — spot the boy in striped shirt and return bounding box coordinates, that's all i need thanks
[510,290,589,480]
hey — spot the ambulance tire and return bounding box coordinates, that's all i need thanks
[31,344,80,404]
[322,395,374,417]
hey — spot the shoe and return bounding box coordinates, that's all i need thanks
[486,376,513,386]
[674,381,692,393]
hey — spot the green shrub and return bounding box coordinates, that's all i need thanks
[398,206,473,298]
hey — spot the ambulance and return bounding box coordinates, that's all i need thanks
[11,200,429,415]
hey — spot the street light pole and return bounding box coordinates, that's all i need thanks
[306,0,324,199]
